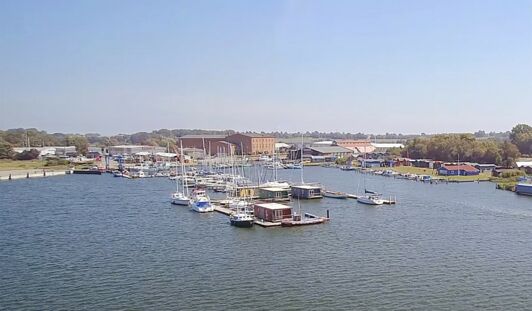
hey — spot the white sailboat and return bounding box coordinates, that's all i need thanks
[356,190,385,205]
[171,141,191,206]
[356,153,384,206]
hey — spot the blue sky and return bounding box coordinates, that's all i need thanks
[1,0,531,134]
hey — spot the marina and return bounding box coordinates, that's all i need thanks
[2,1,531,309]
[1,166,531,310]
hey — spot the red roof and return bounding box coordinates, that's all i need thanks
[442,164,479,172]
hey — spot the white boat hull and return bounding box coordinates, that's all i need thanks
[357,196,384,205]
[323,191,348,199]
[171,198,191,206]
[191,195,214,213]
[191,205,215,213]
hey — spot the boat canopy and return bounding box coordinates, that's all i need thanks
[135,151,151,156]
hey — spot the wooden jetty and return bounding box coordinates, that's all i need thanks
[213,205,232,215]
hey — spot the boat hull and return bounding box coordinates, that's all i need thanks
[230,219,254,228]
[323,192,348,199]
[281,218,325,226]
[357,197,384,205]
[191,206,214,213]
[171,199,190,206]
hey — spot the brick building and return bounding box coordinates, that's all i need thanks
[225,133,275,155]
[178,135,235,156]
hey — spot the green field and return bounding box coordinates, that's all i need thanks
[0,159,70,171]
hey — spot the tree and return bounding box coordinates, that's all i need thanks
[510,124,532,155]
[0,139,14,159]
[500,141,521,168]
[15,149,40,160]
[66,136,89,155]
[387,147,402,156]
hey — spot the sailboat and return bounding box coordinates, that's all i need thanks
[171,141,191,206]
[356,189,385,205]
[356,154,384,205]
[290,135,322,199]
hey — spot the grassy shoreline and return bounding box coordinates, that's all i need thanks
[369,166,493,182]
[0,159,70,171]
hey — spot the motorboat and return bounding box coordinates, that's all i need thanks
[323,190,348,199]
[229,209,254,228]
[190,189,214,213]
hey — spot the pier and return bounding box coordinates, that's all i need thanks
[0,169,68,181]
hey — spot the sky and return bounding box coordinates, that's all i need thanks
[1,0,531,135]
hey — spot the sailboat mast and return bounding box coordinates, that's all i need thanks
[175,146,179,193]
[300,134,304,184]
[180,140,188,196]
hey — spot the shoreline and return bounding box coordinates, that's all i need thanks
[0,169,68,181]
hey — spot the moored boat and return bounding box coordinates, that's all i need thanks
[323,190,348,199]
[171,192,191,206]
[229,211,254,227]
[190,189,214,212]
[356,194,385,205]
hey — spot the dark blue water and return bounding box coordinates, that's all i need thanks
[1,167,531,310]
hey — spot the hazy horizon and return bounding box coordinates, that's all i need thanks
[1,1,531,134]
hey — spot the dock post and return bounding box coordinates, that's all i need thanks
[326,209,330,219]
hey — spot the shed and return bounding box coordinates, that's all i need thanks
[291,184,322,199]
[360,159,383,168]
[254,203,293,223]
[258,187,291,201]
[474,164,496,173]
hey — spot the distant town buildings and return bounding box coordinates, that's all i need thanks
[12,146,77,157]
[108,145,166,156]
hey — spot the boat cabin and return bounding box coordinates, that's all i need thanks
[291,184,322,199]
[258,187,290,202]
[254,203,292,223]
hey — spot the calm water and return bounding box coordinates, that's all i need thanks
[1,167,532,310]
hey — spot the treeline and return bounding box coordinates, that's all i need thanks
[400,124,531,167]
[0,125,529,160]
